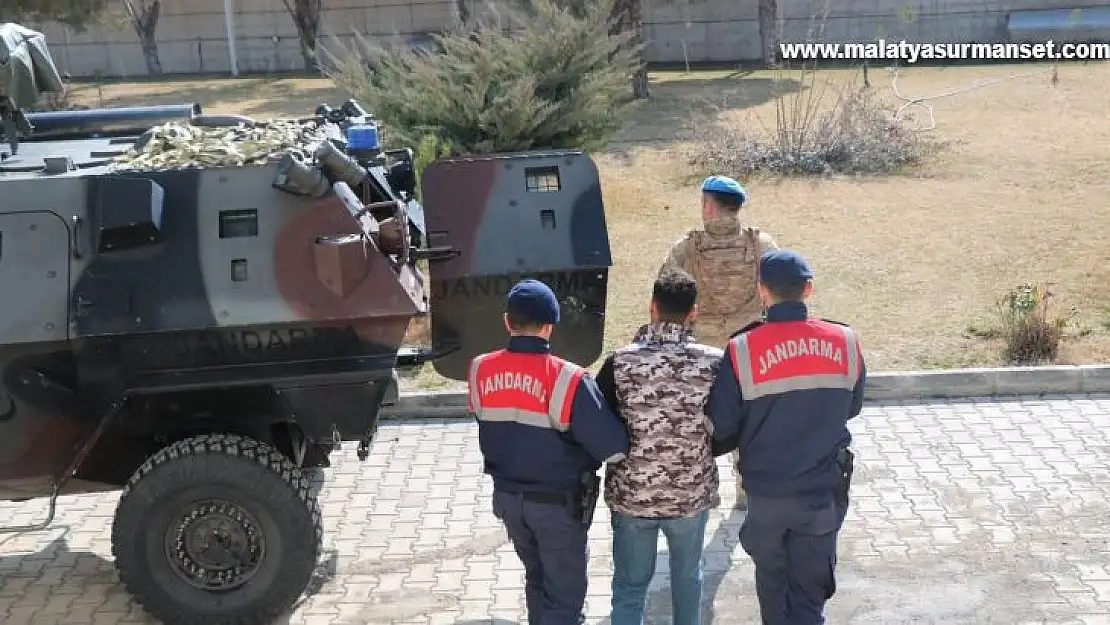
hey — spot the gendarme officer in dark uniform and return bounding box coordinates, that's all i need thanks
[705,250,866,625]
[468,279,630,625]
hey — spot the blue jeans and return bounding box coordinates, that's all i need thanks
[610,509,710,625]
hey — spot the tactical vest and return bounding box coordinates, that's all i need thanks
[468,350,584,431]
[720,318,863,498]
[727,319,862,400]
[689,226,763,322]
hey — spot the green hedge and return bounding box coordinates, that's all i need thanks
[324,0,642,156]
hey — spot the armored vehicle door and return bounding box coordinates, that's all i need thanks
[0,210,76,495]
[421,151,612,380]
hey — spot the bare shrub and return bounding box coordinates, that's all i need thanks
[685,65,939,178]
[996,282,1069,365]
[321,0,641,155]
[27,79,89,112]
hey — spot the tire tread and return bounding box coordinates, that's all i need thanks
[111,433,324,625]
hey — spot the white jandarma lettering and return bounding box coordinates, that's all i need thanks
[757,338,844,377]
[778,40,1110,63]
[479,371,548,403]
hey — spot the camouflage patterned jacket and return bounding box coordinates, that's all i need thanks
[596,322,723,518]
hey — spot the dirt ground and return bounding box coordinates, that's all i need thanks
[67,61,1110,389]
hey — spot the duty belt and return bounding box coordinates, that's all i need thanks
[517,474,601,529]
[521,490,576,505]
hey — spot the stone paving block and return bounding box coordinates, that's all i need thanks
[2,395,1110,624]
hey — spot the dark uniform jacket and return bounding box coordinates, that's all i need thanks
[468,335,630,493]
[705,301,866,497]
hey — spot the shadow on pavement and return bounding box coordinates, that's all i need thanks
[699,505,747,624]
[0,532,140,618]
[2,533,344,625]
[301,529,512,624]
[593,504,747,625]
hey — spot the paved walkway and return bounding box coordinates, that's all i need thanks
[3,395,1110,624]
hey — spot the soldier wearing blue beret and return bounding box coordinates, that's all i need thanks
[467,279,630,625]
[659,174,780,510]
[705,249,867,624]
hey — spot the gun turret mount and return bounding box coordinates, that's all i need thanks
[0,23,66,155]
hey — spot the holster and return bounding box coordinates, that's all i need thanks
[576,472,601,530]
[835,447,855,510]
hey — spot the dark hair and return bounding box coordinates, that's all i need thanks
[763,278,809,302]
[704,190,743,211]
[506,308,546,332]
[653,269,698,321]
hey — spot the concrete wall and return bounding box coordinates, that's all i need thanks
[642,0,1110,65]
[21,0,1106,77]
[774,0,1110,47]
[32,0,456,77]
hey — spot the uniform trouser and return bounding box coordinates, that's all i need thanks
[738,492,848,625]
[492,489,588,625]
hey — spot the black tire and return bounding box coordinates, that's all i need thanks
[111,433,323,625]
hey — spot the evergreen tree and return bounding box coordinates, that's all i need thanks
[325,0,642,155]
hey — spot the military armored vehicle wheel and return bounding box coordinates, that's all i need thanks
[111,434,323,625]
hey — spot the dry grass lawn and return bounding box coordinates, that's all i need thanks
[66,62,1110,390]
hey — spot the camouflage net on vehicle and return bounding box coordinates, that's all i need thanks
[109,119,340,172]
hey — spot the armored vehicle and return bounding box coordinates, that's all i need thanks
[0,24,612,625]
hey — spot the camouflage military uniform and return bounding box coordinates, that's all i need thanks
[659,213,778,508]
[601,322,722,518]
[660,214,778,346]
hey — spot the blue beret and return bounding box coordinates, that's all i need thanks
[701,175,747,203]
[759,249,813,286]
[506,279,560,324]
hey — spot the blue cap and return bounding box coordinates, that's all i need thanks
[346,124,379,150]
[701,175,747,203]
[759,249,814,286]
[506,279,560,324]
